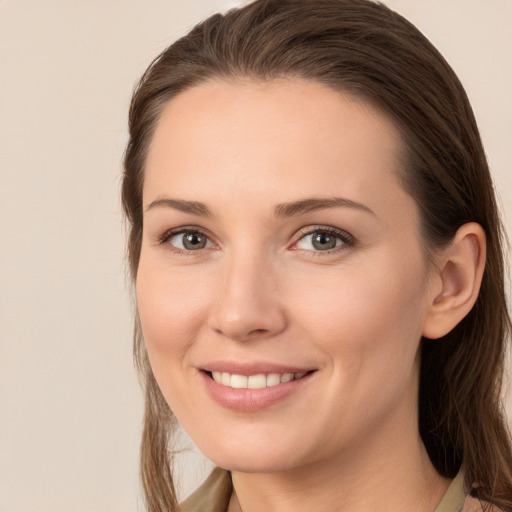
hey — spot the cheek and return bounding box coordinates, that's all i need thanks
[136,257,212,363]
[288,253,428,370]
[286,256,428,442]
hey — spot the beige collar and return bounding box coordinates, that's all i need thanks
[434,469,466,512]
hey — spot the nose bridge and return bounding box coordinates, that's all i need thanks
[210,244,286,340]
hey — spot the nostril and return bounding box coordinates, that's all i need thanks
[249,328,268,336]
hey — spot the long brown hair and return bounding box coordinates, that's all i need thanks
[122,1,512,510]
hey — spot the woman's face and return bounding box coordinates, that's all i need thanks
[137,79,435,473]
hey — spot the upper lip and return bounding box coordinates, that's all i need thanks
[199,360,315,375]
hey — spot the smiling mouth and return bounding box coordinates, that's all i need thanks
[205,370,315,389]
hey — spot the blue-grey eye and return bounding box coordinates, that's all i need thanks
[170,232,210,250]
[296,231,344,251]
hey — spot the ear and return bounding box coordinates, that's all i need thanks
[422,223,486,340]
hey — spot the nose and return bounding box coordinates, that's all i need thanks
[208,252,287,342]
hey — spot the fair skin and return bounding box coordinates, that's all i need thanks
[137,79,486,512]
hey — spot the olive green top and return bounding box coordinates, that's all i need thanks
[180,466,486,512]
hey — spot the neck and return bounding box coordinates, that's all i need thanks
[229,411,450,512]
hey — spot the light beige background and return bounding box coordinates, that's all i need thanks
[0,1,510,511]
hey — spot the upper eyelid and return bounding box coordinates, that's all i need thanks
[157,227,217,256]
[291,225,355,244]
[158,225,216,243]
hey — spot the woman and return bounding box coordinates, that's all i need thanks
[122,0,512,511]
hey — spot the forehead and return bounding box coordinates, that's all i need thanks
[143,78,408,216]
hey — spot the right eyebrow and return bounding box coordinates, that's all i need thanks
[144,197,213,217]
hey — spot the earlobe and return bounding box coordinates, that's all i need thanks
[422,223,486,340]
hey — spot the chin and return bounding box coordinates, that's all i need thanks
[194,435,311,474]
[213,454,300,474]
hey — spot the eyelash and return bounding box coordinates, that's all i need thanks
[292,226,355,255]
[157,225,355,256]
[157,226,214,257]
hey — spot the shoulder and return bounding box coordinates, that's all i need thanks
[179,467,232,512]
[462,495,504,512]
[435,469,504,512]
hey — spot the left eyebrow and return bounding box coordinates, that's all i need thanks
[274,197,376,218]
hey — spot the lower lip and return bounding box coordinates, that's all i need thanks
[200,371,315,412]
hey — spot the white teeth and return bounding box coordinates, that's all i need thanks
[266,373,281,387]
[221,372,231,386]
[210,370,309,388]
[248,374,267,389]
[230,374,248,388]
